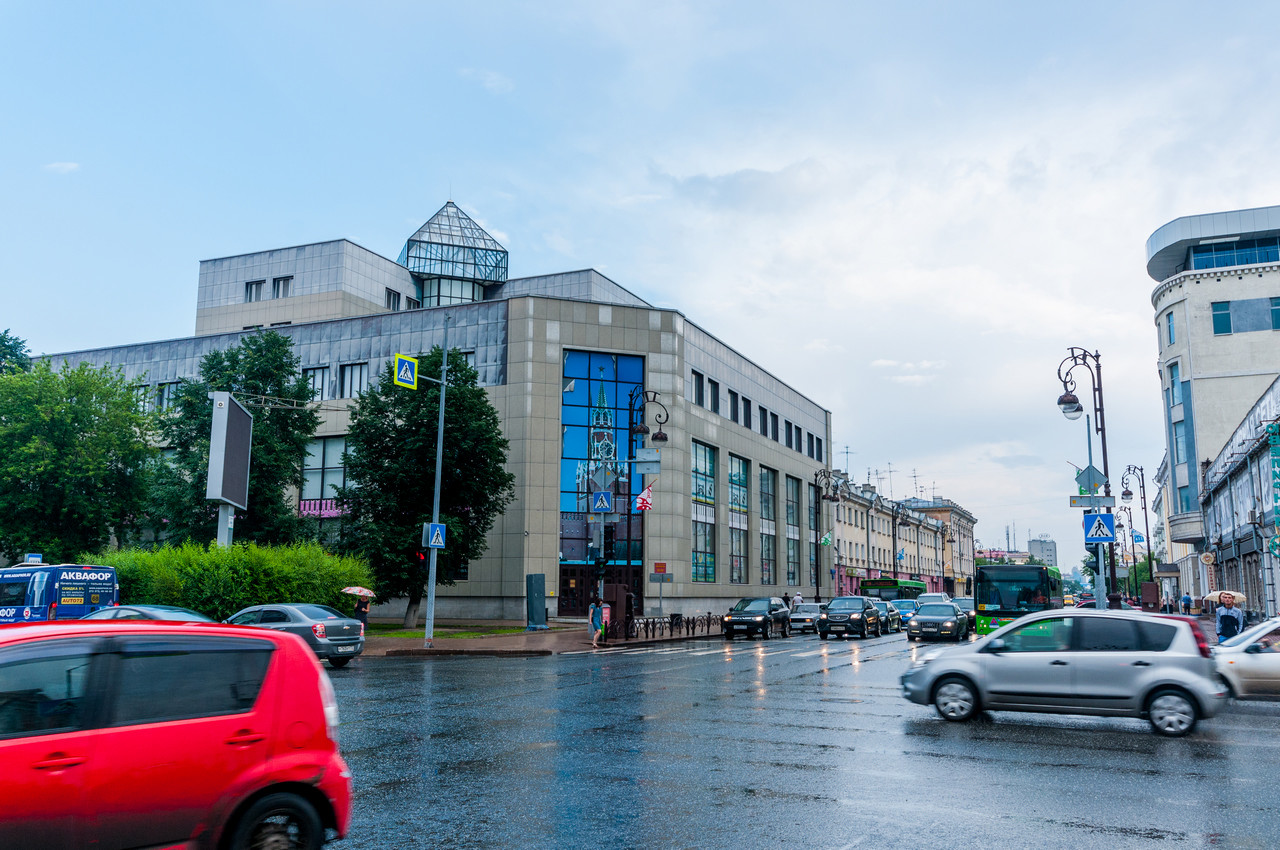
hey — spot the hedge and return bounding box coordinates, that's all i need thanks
[92,542,373,622]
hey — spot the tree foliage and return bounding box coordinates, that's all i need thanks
[0,360,154,562]
[148,332,319,545]
[0,329,30,375]
[339,347,515,625]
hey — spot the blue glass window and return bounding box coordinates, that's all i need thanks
[1167,311,1175,346]
[1168,363,1182,406]
[1212,302,1232,335]
[1190,237,1280,271]
[1272,298,1280,331]
[1173,421,1187,464]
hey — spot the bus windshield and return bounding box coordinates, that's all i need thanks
[976,568,1056,613]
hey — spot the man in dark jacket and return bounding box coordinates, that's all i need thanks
[1216,592,1245,644]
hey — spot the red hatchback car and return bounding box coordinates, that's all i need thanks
[0,620,351,849]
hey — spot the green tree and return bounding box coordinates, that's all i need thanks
[339,347,516,627]
[148,332,319,545]
[0,360,154,562]
[0,329,30,375]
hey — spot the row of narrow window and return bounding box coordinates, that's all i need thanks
[689,370,824,462]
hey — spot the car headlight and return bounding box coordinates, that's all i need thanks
[945,621,955,628]
[723,615,731,622]
[754,615,765,622]
[820,613,827,619]
[910,649,944,669]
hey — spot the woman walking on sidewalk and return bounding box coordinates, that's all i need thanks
[588,597,604,648]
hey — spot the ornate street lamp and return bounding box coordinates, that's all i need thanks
[1121,464,1153,602]
[812,468,842,603]
[1057,347,1120,608]
[890,502,912,582]
[621,388,670,604]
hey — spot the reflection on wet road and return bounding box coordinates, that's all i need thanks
[329,631,1280,849]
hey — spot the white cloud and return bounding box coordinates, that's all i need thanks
[44,162,79,174]
[458,68,514,94]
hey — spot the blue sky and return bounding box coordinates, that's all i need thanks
[6,1,1280,567]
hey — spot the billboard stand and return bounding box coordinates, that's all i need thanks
[206,391,253,548]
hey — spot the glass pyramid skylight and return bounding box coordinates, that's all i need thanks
[398,202,509,283]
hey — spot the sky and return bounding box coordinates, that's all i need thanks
[6,1,1280,570]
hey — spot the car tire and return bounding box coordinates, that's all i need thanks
[328,657,352,668]
[1147,688,1199,737]
[724,631,733,640]
[781,621,790,638]
[228,792,324,850]
[761,621,771,640]
[819,632,828,640]
[933,677,979,723]
[875,621,883,637]
[907,634,915,642]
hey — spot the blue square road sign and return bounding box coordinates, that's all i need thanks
[1083,512,1116,544]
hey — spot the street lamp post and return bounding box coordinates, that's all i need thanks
[1121,465,1153,604]
[812,468,841,603]
[1116,505,1137,600]
[625,387,669,606]
[890,502,911,582]
[1057,347,1121,609]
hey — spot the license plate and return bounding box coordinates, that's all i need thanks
[336,645,357,653]
[830,625,844,631]
[923,626,937,631]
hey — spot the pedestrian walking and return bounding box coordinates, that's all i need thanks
[588,596,604,648]
[793,591,804,608]
[782,592,791,609]
[353,595,370,626]
[1216,592,1245,644]
[1181,592,1193,615]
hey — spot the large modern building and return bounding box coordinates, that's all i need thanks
[1147,204,1280,614]
[1026,534,1058,567]
[46,203,841,619]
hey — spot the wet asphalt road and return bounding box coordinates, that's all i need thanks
[328,629,1280,849]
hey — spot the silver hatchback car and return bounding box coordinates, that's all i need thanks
[900,609,1225,736]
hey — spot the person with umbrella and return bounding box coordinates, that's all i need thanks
[343,586,375,626]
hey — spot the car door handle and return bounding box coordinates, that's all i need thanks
[1132,661,1151,667]
[225,731,266,746]
[1050,660,1069,666]
[33,754,86,770]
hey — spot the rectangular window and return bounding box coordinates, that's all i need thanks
[1173,421,1187,464]
[692,371,704,407]
[244,280,264,303]
[708,379,720,414]
[729,456,748,585]
[272,276,292,299]
[339,363,368,398]
[771,413,779,441]
[1272,298,1280,330]
[691,441,716,583]
[1167,311,1175,345]
[0,641,95,737]
[1178,486,1194,513]
[303,436,347,501]
[816,437,823,463]
[728,390,739,423]
[741,397,752,429]
[1168,363,1182,406]
[785,421,794,449]
[406,297,422,310]
[786,538,800,585]
[110,637,272,726]
[155,382,180,411]
[303,367,329,402]
[385,288,401,311]
[759,405,768,437]
[785,476,801,584]
[759,467,777,585]
[807,432,815,459]
[808,483,819,588]
[1212,301,1232,335]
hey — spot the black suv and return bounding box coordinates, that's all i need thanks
[818,596,882,640]
[722,597,792,639]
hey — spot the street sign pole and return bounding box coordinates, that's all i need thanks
[424,317,449,649]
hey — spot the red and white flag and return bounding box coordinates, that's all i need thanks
[635,481,654,511]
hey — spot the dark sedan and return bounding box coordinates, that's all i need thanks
[81,604,215,622]
[906,602,969,642]
[951,596,976,630]
[723,597,791,639]
[227,603,365,667]
[872,600,902,633]
[818,596,882,640]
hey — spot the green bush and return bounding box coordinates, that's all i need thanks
[93,542,372,622]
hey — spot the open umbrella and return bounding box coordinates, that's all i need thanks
[341,586,376,598]
[1205,590,1246,605]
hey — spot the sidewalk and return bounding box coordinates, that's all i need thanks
[365,618,720,657]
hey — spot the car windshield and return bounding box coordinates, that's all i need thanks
[792,604,821,615]
[0,580,27,607]
[826,598,864,612]
[732,599,770,613]
[294,604,346,620]
[894,600,917,612]
[873,601,889,612]
[952,598,974,611]
[917,604,956,617]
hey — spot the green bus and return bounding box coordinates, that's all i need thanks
[974,564,1064,635]
[860,578,927,602]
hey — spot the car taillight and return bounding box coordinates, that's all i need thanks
[317,665,340,743]
[47,602,57,621]
[312,622,326,639]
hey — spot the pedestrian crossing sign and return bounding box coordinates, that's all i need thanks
[423,522,446,549]
[393,354,418,389]
[1083,512,1115,544]
[591,491,613,512]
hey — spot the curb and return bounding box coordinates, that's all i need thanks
[385,649,553,658]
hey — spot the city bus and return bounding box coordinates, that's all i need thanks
[860,578,927,602]
[974,564,1063,635]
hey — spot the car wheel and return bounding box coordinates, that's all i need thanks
[761,621,771,640]
[724,631,733,640]
[876,621,883,637]
[1147,689,1198,737]
[328,657,351,668]
[819,632,828,640]
[782,621,790,638]
[907,634,915,642]
[933,677,978,723]
[228,792,323,850]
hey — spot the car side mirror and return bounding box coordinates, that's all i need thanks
[1245,643,1264,654]
[986,638,1006,653]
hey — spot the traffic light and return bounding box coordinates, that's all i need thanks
[588,546,606,579]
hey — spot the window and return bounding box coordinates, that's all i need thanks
[406,297,422,310]
[303,367,329,402]
[1168,363,1182,406]
[339,363,368,398]
[303,436,347,501]
[708,379,720,414]
[1167,311,1175,346]
[692,371,704,407]
[785,476,801,585]
[760,467,777,585]
[728,390,739,423]
[272,276,292,299]
[155,382,180,411]
[816,437,823,463]
[759,405,768,437]
[259,609,290,624]
[1273,298,1280,330]
[244,280,264,303]
[729,455,749,584]
[1173,421,1187,464]
[269,321,292,327]
[1178,486,1194,513]
[741,397,752,429]
[808,483,819,588]
[691,441,716,583]
[1000,617,1072,652]
[771,413,779,441]
[109,636,273,726]
[786,422,794,449]
[385,288,402,311]
[807,433,815,459]
[1212,301,1232,335]
[0,640,94,738]
[1190,237,1280,270]
[422,277,484,306]
[1076,617,1138,652]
